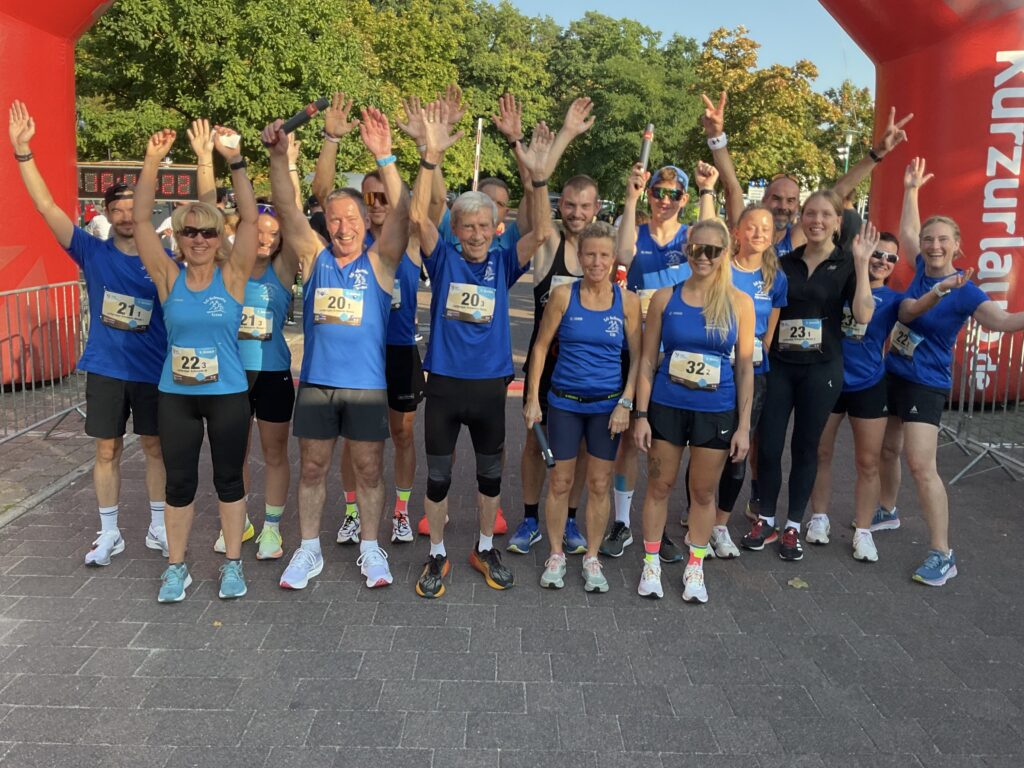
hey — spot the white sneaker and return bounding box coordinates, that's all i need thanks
[85,530,125,566]
[637,559,663,599]
[540,553,566,589]
[357,547,393,588]
[682,561,708,604]
[806,515,831,545]
[710,525,740,559]
[337,514,361,544]
[391,513,413,543]
[853,530,879,563]
[145,524,169,557]
[279,547,324,590]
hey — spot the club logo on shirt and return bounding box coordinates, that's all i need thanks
[665,250,684,267]
[604,316,624,337]
[350,268,369,291]
[205,296,227,318]
[483,262,496,284]
[753,280,769,300]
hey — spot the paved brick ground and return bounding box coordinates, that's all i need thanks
[0,277,1021,766]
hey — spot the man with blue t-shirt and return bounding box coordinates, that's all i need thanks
[9,100,169,566]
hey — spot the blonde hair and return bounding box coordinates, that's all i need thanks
[578,221,616,252]
[921,215,964,261]
[736,204,780,294]
[688,218,735,341]
[171,202,230,263]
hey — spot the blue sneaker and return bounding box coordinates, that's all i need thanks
[870,506,901,532]
[563,519,587,554]
[157,563,192,603]
[218,560,247,599]
[506,518,542,554]
[913,549,958,586]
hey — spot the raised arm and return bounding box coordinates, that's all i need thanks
[615,163,647,270]
[523,286,569,429]
[213,127,258,297]
[515,123,554,268]
[134,130,182,299]
[398,93,447,228]
[850,222,880,324]
[536,97,595,200]
[694,160,720,222]
[900,156,933,257]
[898,268,974,324]
[411,101,464,259]
[832,107,913,200]
[8,100,74,248]
[491,93,533,234]
[360,107,408,271]
[702,92,744,228]
[311,92,358,207]
[187,119,216,206]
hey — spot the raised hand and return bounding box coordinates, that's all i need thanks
[937,267,975,294]
[212,126,242,159]
[518,122,554,179]
[701,91,726,137]
[359,107,393,160]
[8,100,35,152]
[421,101,464,159]
[874,107,913,157]
[490,93,523,142]
[146,129,176,161]
[187,118,214,160]
[396,95,427,145]
[440,84,466,130]
[904,156,933,190]
[625,162,649,201]
[561,97,595,138]
[851,220,881,271]
[323,92,358,139]
[261,119,290,156]
[695,160,719,190]
[287,138,301,165]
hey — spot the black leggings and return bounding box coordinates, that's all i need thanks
[756,357,843,524]
[158,391,251,507]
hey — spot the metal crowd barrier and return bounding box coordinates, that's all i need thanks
[0,281,88,445]
[941,319,1024,484]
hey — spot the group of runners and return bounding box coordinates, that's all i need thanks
[9,84,1024,605]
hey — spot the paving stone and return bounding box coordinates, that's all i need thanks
[266,746,337,768]
[0,706,102,743]
[465,712,559,750]
[163,746,268,768]
[556,713,622,751]
[497,653,551,682]
[497,750,596,768]
[437,681,525,713]
[140,677,242,710]
[0,744,173,768]
[357,650,417,680]
[145,710,252,746]
[0,674,100,706]
[581,683,671,716]
[618,715,714,753]
[292,679,383,711]
[393,626,470,652]
[340,624,395,651]
[769,717,875,754]
[526,681,585,714]
[241,708,315,746]
[276,650,361,679]
[922,717,1023,755]
[415,651,496,681]
[431,748,499,767]
[307,710,405,747]
[377,680,439,711]
[723,684,821,718]
[331,746,432,768]
[467,626,522,653]
[399,711,466,748]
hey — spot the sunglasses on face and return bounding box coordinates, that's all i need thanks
[256,203,276,216]
[649,187,684,202]
[178,226,219,240]
[687,243,725,261]
[871,251,898,264]
[363,191,388,206]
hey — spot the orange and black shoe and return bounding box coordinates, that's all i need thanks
[470,547,514,590]
[493,508,508,535]
[740,518,779,551]
[415,554,451,599]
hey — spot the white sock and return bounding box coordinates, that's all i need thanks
[149,502,165,528]
[854,527,871,537]
[614,490,633,525]
[787,521,802,533]
[478,534,493,552]
[430,541,447,558]
[760,515,775,528]
[300,537,321,555]
[359,539,380,555]
[98,505,118,532]
[811,513,828,522]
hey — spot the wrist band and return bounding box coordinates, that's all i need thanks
[14,152,32,162]
[699,189,715,197]
[531,178,549,188]
[322,129,340,144]
[869,148,883,163]
[417,144,427,153]
[707,133,727,151]
[376,154,396,168]
[229,158,247,171]
[419,157,438,171]
[288,165,298,172]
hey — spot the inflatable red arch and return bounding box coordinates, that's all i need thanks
[1,0,1022,393]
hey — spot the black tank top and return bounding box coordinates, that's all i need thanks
[525,231,582,370]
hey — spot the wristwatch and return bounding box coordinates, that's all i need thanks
[634,410,648,419]
[932,282,951,298]
[617,397,634,410]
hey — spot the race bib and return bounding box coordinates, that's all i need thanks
[669,350,721,391]
[445,282,495,324]
[238,306,272,341]
[638,289,657,320]
[391,278,402,310]
[778,318,823,351]
[841,305,867,341]
[313,288,364,326]
[100,290,153,332]
[890,322,923,358]
[729,337,764,367]
[550,274,580,290]
[171,345,218,385]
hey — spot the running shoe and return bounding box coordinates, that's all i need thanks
[682,561,708,604]
[357,547,393,588]
[336,513,360,544]
[778,526,804,561]
[391,512,414,543]
[417,515,430,536]
[913,549,957,586]
[157,563,192,603]
[660,533,685,563]
[740,519,778,551]
[279,547,324,590]
[637,559,663,599]
[599,522,633,558]
[806,515,831,545]
[494,508,508,535]
[214,517,255,553]
[540,553,566,589]
[255,526,284,560]
[582,556,609,593]
[852,530,879,563]
[218,560,247,599]
[470,547,514,589]
[710,525,740,559]
[562,519,587,555]
[145,524,169,558]
[85,529,125,567]
[870,506,901,532]
[507,518,542,554]
[415,555,451,599]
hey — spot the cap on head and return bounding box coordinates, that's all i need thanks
[648,165,689,192]
[103,183,134,208]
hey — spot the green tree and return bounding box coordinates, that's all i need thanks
[820,79,876,201]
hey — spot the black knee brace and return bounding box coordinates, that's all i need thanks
[426,453,453,502]
[475,451,502,497]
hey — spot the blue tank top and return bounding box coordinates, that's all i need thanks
[422,239,528,379]
[626,223,691,292]
[775,226,795,257]
[840,286,901,392]
[730,264,789,375]
[549,283,625,414]
[652,284,737,413]
[159,267,247,395]
[386,254,420,346]
[300,249,390,389]
[238,265,292,372]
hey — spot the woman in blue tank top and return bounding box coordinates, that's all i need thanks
[633,219,755,604]
[133,126,258,604]
[524,222,642,593]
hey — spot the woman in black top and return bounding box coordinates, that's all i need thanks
[740,189,873,561]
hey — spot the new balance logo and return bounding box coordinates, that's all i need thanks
[910,406,918,414]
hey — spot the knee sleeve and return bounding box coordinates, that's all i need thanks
[165,474,199,508]
[476,452,502,497]
[212,471,246,504]
[426,454,453,502]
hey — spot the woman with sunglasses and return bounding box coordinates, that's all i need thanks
[133,126,258,602]
[634,219,755,602]
[808,229,903,563]
[741,190,875,561]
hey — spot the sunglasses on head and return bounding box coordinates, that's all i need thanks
[687,243,725,261]
[363,191,388,206]
[871,251,898,264]
[770,172,800,185]
[256,203,276,216]
[649,187,683,201]
[179,226,219,240]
